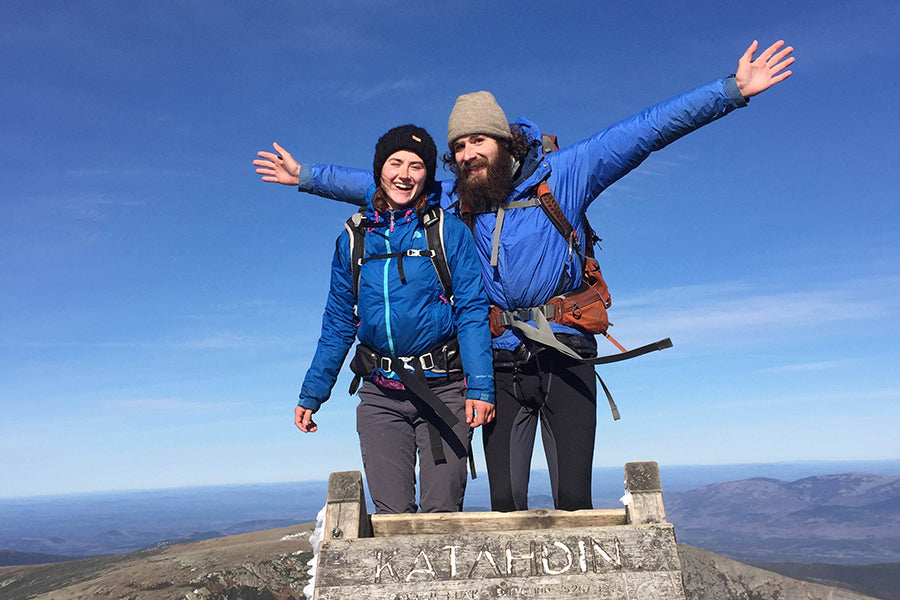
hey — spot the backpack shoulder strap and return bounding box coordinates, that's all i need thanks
[536,179,600,259]
[421,206,453,302]
[343,209,367,301]
[536,180,574,245]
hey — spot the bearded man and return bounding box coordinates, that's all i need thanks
[255,40,794,511]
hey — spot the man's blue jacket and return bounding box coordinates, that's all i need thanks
[298,186,494,412]
[297,78,747,352]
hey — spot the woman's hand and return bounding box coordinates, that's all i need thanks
[294,405,318,433]
[466,399,495,428]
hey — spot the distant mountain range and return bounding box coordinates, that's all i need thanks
[665,472,900,565]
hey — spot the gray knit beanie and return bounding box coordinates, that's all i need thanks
[446,91,512,147]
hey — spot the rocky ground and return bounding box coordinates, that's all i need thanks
[0,523,883,600]
[0,525,314,600]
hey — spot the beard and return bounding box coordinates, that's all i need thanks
[456,149,513,214]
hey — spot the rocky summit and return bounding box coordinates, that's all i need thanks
[0,522,884,600]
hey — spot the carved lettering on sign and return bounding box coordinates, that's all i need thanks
[541,541,574,575]
[591,536,622,570]
[442,545,460,578]
[504,541,537,577]
[405,549,438,582]
[467,543,503,578]
[374,549,399,583]
[370,536,627,583]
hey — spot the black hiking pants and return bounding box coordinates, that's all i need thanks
[483,351,597,512]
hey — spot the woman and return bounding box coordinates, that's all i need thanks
[295,124,494,513]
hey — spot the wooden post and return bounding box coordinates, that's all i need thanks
[322,471,371,541]
[625,461,666,524]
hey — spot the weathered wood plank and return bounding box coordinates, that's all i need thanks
[625,461,666,525]
[314,523,683,599]
[624,461,662,492]
[323,471,371,541]
[371,508,627,536]
[315,570,685,600]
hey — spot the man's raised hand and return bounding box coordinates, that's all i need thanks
[254,142,301,186]
[735,40,794,98]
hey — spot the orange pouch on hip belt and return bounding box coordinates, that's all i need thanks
[489,257,612,336]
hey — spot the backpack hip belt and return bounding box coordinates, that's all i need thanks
[493,304,557,330]
[348,338,463,394]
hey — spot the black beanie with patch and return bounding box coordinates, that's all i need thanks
[373,124,437,187]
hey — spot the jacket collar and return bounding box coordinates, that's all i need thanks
[363,181,442,222]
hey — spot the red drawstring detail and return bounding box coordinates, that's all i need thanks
[367,212,382,233]
[439,295,448,304]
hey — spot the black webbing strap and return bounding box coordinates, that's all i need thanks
[596,374,620,421]
[393,362,467,467]
[362,247,440,285]
[345,211,367,301]
[467,427,477,479]
[582,337,673,365]
[422,207,453,301]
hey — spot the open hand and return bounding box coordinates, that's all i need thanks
[254,142,301,186]
[735,40,794,98]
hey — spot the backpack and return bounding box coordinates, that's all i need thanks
[462,134,673,419]
[344,205,453,310]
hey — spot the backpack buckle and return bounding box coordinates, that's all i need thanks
[419,352,435,370]
[398,356,415,372]
[380,356,392,372]
[405,249,435,258]
[516,308,534,322]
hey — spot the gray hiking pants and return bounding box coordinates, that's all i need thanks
[356,378,469,514]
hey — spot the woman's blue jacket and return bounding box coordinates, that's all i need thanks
[298,186,494,412]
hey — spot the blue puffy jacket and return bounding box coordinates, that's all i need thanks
[297,78,747,352]
[298,185,494,412]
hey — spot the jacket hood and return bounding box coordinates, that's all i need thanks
[510,116,545,188]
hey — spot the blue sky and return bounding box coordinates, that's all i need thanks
[2,1,898,498]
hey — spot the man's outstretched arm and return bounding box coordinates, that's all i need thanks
[552,39,795,212]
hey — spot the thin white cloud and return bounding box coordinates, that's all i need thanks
[9,340,158,348]
[646,385,900,419]
[104,397,227,413]
[177,332,298,350]
[338,78,422,103]
[587,150,698,204]
[612,275,898,346]
[756,360,855,374]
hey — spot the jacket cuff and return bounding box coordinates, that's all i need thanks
[298,396,322,412]
[297,163,314,192]
[467,376,495,404]
[467,392,495,404]
[724,76,749,108]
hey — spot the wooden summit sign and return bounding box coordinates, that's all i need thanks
[313,462,685,600]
